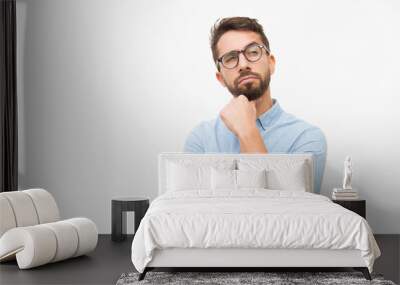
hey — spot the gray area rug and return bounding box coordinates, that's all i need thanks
[116,271,397,285]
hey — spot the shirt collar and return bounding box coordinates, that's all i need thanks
[257,98,282,130]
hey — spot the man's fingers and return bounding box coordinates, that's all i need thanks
[238,94,248,101]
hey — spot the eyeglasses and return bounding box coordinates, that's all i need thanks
[216,43,270,70]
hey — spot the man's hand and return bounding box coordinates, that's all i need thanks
[219,95,257,138]
[219,95,268,153]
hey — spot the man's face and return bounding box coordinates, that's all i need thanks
[215,30,275,101]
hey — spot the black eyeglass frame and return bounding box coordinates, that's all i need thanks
[216,43,271,70]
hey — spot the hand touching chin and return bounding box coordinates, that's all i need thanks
[219,95,257,137]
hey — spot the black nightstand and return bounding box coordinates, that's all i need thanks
[332,199,366,219]
[111,197,150,241]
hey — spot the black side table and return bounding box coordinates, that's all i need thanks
[111,197,150,242]
[332,199,366,219]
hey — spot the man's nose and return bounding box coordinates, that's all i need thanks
[237,52,251,71]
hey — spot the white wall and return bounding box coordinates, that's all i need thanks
[16,0,400,234]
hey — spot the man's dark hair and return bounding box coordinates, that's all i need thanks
[210,17,270,68]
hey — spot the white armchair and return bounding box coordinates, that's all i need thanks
[0,188,98,269]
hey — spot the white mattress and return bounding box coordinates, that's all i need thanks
[131,189,381,273]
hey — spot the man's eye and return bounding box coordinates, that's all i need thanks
[246,48,259,55]
[224,54,236,62]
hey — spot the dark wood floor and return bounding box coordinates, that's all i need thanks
[0,234,398,285]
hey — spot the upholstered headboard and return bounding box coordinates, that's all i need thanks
[158,153,314,195]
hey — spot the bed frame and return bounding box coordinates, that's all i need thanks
[137,153,373,281]
[139,248,371,280]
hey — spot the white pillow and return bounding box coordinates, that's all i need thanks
[167,162,210,191]
[237,159,310,192]
[211,168,268,190]
[166,159,236,191]
[211,168,236,190]
[266,162,308,191]
[236,169,268,189]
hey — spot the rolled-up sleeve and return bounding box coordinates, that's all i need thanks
[291,127,327,194]
[183,123,205,153]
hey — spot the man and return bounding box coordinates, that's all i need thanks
[184,17,327,194]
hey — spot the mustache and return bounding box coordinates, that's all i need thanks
[235,71,261,85]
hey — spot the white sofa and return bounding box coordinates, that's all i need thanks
[0,188,98,269]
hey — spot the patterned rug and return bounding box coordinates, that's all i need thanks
[116,271,397,285]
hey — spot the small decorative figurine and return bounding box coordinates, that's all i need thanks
[342,155,353,190]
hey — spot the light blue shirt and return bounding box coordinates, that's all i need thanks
[183,98,327,194]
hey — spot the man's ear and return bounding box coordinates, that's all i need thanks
[216,71,227,87]
[268,54,276,75]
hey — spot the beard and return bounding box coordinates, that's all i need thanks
[226,70,270,101]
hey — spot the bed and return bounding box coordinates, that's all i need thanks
[131,153,381,281]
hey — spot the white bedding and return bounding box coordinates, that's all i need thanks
[131,189,381,273]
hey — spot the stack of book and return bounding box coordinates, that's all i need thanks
[332,188,359,200]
